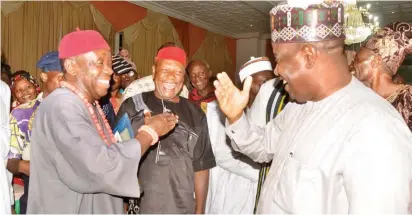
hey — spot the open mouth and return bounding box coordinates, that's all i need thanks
[97,79,110,86]
[163,83,176,90]
[22,95,32,100]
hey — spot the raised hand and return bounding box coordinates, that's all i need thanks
[213,72,252,124]
[145,113,178,136]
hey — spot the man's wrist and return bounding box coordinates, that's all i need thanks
[228,112,243,124]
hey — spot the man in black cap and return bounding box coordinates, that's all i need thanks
[213,1,412,213]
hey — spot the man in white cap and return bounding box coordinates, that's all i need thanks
[239,56,289,212]
[214,1,412,213]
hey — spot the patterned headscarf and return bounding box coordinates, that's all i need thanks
[364,22,412,75]
[11,71,41,93]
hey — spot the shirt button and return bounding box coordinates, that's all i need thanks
[231,130,235,134]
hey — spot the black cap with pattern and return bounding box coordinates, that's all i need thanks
[112,55,135,75]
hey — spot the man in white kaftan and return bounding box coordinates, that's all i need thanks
[213,1,412,213]
[0,81,12,214]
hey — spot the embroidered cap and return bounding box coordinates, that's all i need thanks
[270,1,345,43]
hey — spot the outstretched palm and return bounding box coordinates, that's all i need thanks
[213,72,252,123]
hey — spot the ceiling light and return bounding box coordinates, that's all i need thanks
[250,24,253,27]
[368,14,373,19]
[366,4,371,9]
[392,11,395,14]
[374,16,378,21]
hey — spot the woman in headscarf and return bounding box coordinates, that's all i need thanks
[10,71,41,109]
[352,21,412,130]
[7,70,41,214]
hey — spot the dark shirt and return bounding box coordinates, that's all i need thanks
[117,91,216,214]
[99,95,116,128]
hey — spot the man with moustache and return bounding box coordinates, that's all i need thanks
[27,28,178,214]
[213,1,412,213]
[117,46,216,214]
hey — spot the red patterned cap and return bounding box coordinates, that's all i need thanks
[58,27,110,58]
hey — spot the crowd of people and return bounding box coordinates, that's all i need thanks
[1,0,412,214]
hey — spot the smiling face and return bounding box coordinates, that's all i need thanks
[153,59,185,102]
[188,61,211,92]
[67,49,113,101]
[14,78,37,104]
[272,42,318,103]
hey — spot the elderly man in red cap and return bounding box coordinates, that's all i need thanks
[213,1,412,213]
[27,28,178,214]
[117,46,216,214]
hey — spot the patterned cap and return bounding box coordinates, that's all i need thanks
[270,1,345,43]
[364,22,412,75]
[112,55,135,75]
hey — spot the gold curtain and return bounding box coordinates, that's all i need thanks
[192,32,233,76]
[1,1,61,84]
[123,10,183,77]
[1,1,116,87]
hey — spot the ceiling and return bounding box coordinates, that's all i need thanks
[131,1,412,39]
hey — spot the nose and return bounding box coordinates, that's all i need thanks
[104,65,113,76]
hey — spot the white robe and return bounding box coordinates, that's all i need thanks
[206,101,260,214]
[0,81,12,214]
[226,77,412,213]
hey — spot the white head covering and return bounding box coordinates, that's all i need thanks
[239,57,272,83]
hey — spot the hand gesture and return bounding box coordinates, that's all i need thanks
[145,112,178,136]
[213,72,252,123]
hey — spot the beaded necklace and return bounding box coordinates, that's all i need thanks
[60,81,116,145]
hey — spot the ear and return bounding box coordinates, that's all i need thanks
[64,58,78,76]
[152,65,156,79]
[40,72,48,83]
[300,44,318,69]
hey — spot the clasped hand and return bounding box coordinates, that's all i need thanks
[144,112,178,136]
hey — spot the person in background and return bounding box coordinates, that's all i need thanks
[36,51,64,101]
[123,42,189,101]
[110,55,135,114]
[204,59,266,213]
[118,47,137,70]
[7,52,63,214]
[0,80,12,214]
[117,46,216,214]
[214,1,412,213]
[187,60,217,107]
[10,71,40,109]
[238,56,288,212]
[1,63,12,87]
[352,21,412,130]
[27,28,177,214]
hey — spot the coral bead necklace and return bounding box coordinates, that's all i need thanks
[60,81,116,145]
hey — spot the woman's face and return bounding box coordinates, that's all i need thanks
[14,79,37,104]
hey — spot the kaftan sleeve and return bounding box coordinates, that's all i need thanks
[49,96,141,198]
[225,108,285,163]
[343,113,412,213]
[207,104,259,181]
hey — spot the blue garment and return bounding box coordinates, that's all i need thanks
[99,95,116,128]
[36,51,62,72]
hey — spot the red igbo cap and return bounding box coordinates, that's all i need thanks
[58,27,110,58]
[156,47,187,66]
